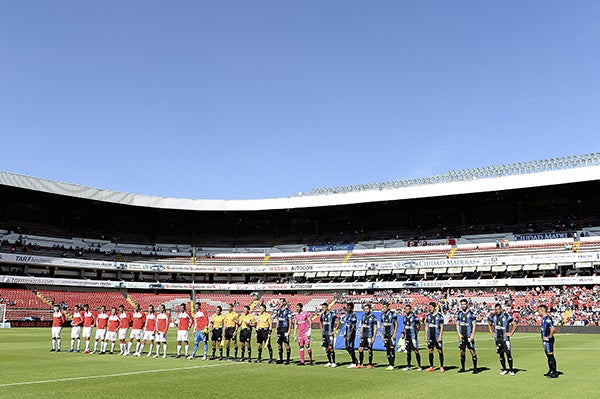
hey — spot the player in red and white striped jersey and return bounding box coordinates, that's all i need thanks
[117,305,131,355]
[69,305,84,352]
[101,307,120,354]
[82,304,95,354]
[91,306,108,354]
[126,304,146,356]
[176,303,193,358]
[137,305,157,357]
[154,304,170,358]
[51,304,66,352]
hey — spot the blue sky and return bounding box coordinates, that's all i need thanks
[1,1,599,199]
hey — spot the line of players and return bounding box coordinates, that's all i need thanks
[49,297,558,378]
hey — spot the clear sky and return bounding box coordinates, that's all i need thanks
[1,1,599,199]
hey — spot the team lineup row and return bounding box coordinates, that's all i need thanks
[48,298,559,378]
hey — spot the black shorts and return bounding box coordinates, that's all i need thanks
[211,328,223,342]
[322,334,334,348]
[458,337,476,351]
[239,328,252,343]
[427,339,443,350]
[345,333,356,350]
[383,337,395,350]
[495,339,511,354]
[405,334,419,352]
[277,330,290,345]
[256,329,270,344]
[359,337,372,350]
[543,337,554,354]
[224,327,237,341]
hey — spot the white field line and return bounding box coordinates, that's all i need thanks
[0,352,330,388]
[0,361,238,388]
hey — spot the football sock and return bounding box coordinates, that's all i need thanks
[460,354,466,369]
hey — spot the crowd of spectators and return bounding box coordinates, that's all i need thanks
[338,286,600,327]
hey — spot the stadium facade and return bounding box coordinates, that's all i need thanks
[1,154,600,324]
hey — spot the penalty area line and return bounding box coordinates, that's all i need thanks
[0,361,238,388]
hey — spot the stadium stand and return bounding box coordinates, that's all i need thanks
[2,154,600,328]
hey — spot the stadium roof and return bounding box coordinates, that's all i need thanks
[1,153,599,212]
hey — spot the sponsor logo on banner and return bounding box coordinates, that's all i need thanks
[291,265,314,271]
[289,284,314,290]
[308,244,354,252]
[268,266,290,272]
[14,255,54,264]
[514,231,574,241]
[114,263,128,270]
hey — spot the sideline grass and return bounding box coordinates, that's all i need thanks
[0,328,598,399]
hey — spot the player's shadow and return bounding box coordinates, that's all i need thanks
[442,365,458,371]
[472,367,490,373]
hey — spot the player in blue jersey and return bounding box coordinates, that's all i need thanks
[425,302,445,373]
[538,305,558,378]
[487,303,517,376]
[357,303,378,369]
[401,304,423,371]
[319,302,338,367]
[342,303,359,368]
[455,299,478,374]
[380,302,398,371]
[275,298,293,365]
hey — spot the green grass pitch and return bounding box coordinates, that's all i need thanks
[0,328,598,399]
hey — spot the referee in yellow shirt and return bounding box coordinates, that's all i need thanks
[210,306,225,360]
[238,305,256,362]
[255,304,274,363]
[224,304,239,360]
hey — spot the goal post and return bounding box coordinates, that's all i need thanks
[0,303,9,328]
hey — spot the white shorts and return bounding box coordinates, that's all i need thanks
[118,328,128,340]
[82,327,93,339]
[155,331,167,343]
[95,329,106,341]
[51,327,62,339]
[143,330,155,341]
[105,331,117,342]
[129,329,142,340]
[177,330,189,342]
[71,326,81,339]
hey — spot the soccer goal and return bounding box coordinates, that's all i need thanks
[0,303,9,328]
